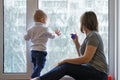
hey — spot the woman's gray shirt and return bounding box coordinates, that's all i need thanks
[80,31,108,74]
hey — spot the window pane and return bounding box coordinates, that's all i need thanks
[39,0,108,74]
[4,0,26,73]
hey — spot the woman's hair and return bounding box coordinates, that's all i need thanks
[34,9,47,22]
[80,11,98,33]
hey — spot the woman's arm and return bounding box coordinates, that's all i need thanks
[72,34,80,56]
[58,45,97,65]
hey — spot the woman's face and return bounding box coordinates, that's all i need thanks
[80,25,87,34]
[82,27,86,33]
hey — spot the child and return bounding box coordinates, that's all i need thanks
[24,9,60,79]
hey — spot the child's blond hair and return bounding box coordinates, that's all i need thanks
[34,9,47,22]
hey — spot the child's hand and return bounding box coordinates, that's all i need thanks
[55,29,61,36]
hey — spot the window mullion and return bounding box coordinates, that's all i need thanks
[26,0,38,78]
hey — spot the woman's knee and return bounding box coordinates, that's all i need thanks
[56,63,71,73]
[61,63,71,68]
[59,63,75,72]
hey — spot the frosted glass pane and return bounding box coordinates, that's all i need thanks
[39,0,108,74]
[4,0,26,73]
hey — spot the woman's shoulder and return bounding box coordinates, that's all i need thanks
[86,31,102,42]
[88,31,99,38]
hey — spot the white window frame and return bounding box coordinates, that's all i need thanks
[117,0,120,80]
[109,0,118,80]
[0,0,119,80]
[0,0,38,79]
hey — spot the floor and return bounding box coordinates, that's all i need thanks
[60,76,75,80]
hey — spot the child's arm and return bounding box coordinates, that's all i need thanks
[45,29,61,39]
[45,32,55,39]
[24,30,30,41]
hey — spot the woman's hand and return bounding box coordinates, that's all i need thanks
[57,59,67,66]
[72,34,79,44]
[71,34,80,56]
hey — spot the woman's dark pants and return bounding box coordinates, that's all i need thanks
[40,63,108,80]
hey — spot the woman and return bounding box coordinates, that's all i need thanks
[32,11,108,80]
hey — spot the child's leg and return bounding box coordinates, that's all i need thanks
[31,51,36,71]
[31,51,47,78]
[31,50,37,78]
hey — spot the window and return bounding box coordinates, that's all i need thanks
[0,0,37,79]
[4,0,26,73]
[39,0,108,74]
[2,0,118,79]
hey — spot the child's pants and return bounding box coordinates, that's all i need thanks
[31,50,47,78]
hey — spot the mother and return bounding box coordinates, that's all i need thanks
[32,11,108,80]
